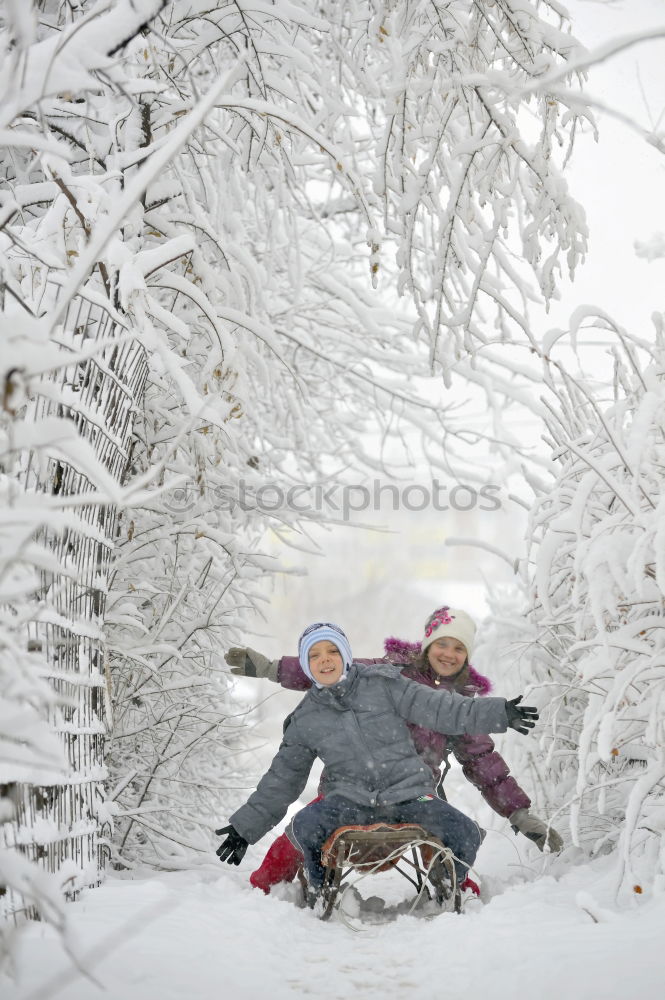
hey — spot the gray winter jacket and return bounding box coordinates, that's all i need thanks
[230,663,510,844]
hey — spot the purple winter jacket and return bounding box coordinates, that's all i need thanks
[277,645,530,819]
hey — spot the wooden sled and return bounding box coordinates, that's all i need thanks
[300,822,461,921]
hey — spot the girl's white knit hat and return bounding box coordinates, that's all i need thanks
[421,607,476,657]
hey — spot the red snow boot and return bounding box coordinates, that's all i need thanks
[460,876,480,897]
[250,832,303,894]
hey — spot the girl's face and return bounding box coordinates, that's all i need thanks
[426,636,467,677]
[308,640,344,685]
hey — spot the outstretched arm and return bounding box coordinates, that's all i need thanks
[225,650,387,690]
[393,672,509,735]
[449,734,531,818]
[391,671,538,737]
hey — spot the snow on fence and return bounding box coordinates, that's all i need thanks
[1,290,147,923]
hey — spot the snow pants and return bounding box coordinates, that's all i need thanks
[291,795,483,891]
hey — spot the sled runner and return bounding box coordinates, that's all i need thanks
[301,822,461,920]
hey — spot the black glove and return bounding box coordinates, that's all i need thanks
[215,824,248,865]
[505,695,539,735]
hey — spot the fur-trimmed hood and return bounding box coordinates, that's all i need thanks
[383,636,492,695]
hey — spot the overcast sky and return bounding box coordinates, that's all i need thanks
[542,0,664,333]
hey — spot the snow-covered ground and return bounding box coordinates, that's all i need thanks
[4,818,663,1000]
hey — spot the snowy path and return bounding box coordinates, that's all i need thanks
[3,833,662,1000]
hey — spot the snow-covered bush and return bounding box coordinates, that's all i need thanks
[475,317,665,898]
[535,320,665,894]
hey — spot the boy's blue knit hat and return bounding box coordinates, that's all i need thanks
[298,622,353,686]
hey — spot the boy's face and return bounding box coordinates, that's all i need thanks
[308,640,344,685]
[426,637,467,677]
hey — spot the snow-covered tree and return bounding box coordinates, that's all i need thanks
[0,0,172,942]
[307,1,588,382]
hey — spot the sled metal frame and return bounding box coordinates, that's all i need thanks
[301,822,461,921]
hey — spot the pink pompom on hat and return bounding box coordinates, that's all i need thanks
[421,606,476,657]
